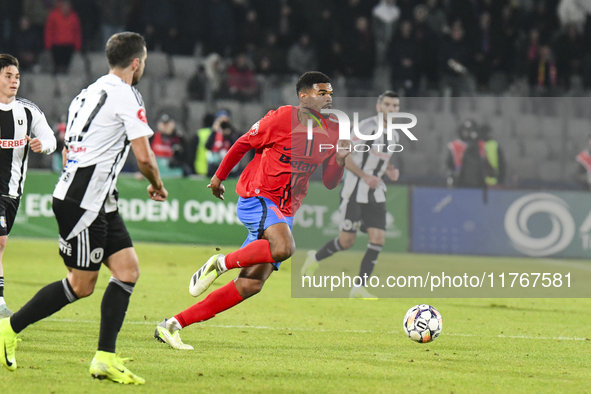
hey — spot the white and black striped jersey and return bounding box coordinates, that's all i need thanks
[0,98,56,199]
[341,115,399,203]
[53,74,153,234]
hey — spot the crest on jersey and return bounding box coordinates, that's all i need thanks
[137,109,147,123]
[90,248,104,264]
[17,119,23,126]
[250,121,260,136]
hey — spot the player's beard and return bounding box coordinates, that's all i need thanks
[131,69,142,86]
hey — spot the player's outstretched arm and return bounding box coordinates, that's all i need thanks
[131,136,168,201]
[208,174,225,200]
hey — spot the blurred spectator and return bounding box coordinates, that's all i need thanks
[14,16,43,71]
[388,20,420,96]
[0,0,20,53]
[557,0,589,31]
[474,12,494,91]
[555,24,585,88]
[528,0,560,42]
[226,52,259,101]
[100,0,130,47]
[439,21,474,96]
[205,111,241,177]
[188,113,215,176]
[23,0,53,38]
[372,0,400,64]
[204,53,226,98]
[150,114,190,177]
[188,64,208,101]
[237,8,262,50]
[346,16,375,79]
[413,4,436,89]
[204,0,235,57]
[425,0,448,37]
[143,0,180,54]
[44,0,81,74]
[446,119,487,188]
[287,33,317,75]
[575,135,591,190]
[319,40,347,77]
[125,0,147,35]
[256,31,286,75]
[528,45,557,94]
[71,0,101,51]
[480,123,506,187]
[52,114,67,172]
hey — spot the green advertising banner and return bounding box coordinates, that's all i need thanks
[14,171,410,252]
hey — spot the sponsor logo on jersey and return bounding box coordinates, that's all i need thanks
[59,236,72,256]
[69,146,87,153]
[0,138,27,149]
[137,108,148,123]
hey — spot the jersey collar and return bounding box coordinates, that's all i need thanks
[0,99,15,111]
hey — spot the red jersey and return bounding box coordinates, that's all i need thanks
[216,105,344,216]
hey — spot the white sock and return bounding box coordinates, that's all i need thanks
[166,317,182,333]
[217,255,228,273]
[0,296,5,306]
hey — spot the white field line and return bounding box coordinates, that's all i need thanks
[44,318,588,341]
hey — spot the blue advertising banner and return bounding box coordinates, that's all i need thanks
[412,187,591,258]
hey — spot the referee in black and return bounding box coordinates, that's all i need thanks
[0,54,56,317]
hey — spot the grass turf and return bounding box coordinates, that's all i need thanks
[1,238,590,393]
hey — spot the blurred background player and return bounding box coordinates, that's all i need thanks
[0,54,56,317]
[300,91,401,299]
[154,71,351,349]
[0,32,167,384]
[575,134,591,190]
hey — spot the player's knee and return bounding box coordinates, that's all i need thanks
[340,238,355,250]
[238,279,265,299]
[271,243,294,262]
[71,282,95,298]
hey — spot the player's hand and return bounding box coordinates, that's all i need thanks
[26,135,43,153]
[335,139,352,166]
[385,165,400,181]
[208,174,225,200]
[363,174,382,189]
[148,183,168,201]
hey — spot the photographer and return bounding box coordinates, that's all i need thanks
[446,119,488,188]
[205,111,241,177]
[150,114,190,177]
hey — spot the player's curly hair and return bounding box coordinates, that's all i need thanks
[296,71,331,94]
[0,54,19,72]
[105,32,146,69]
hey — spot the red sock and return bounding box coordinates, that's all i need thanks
[174,281,243,327]
[224,239,274,269]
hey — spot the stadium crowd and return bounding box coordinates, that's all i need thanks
[2,0,591,95]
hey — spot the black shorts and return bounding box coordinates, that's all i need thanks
[53,198,133,271]
[0,196,20,236]
[338,197,387,233]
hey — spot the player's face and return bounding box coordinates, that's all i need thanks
[299,83,333,112]
[131,48,147,86]
[377,97,400,116]
[0,65,20,101]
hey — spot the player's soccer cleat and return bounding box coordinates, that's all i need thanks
[0,305,13,318]
[154,319,193,350]
[349,286,378,300]
[300,250,319,277]
[0,318,18,371]
[189,254,225,297]
[89,351,145,385]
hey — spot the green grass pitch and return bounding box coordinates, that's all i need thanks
[1,238,590,393]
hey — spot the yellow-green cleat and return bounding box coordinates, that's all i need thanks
[349,286,378,300]
[300,250,320,277]
[154,319,193,350]
[89,351,145,385]
[189,254,225,297]
[0,317,18,371]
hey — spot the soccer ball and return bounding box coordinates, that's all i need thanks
[403,304,442,343]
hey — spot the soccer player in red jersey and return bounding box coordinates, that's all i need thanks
[154,71,351,349]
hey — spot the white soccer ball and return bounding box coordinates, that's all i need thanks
[403,304,442,343]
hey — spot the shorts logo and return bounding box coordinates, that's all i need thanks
[90,248,104,264]
[137,109,148,123]
[59,236,72,256]
[0,216,5,228]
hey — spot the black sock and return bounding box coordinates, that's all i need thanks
[358,243,382,282]
[0,276,4,298]
[98,277,135,353]
[10,279,78,333]
[315,238,345,261]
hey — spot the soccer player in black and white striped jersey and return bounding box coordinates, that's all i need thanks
[0,54,56,317]
[0,33,166,384]
[301,91,401,298]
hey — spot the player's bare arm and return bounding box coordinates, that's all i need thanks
[130,136,167,201]
[345,154,381,189]
[208,174,225,201]
[385,164,400,181]
[335,139,352,166]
